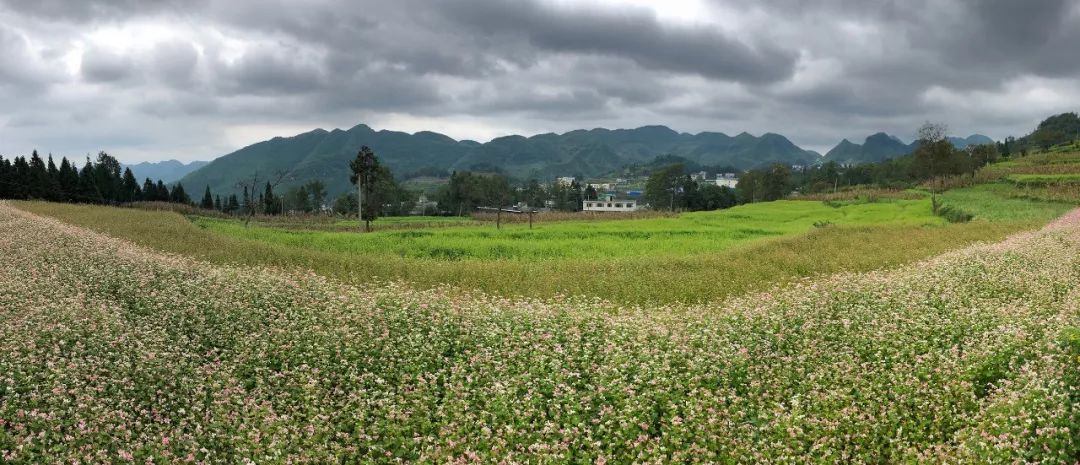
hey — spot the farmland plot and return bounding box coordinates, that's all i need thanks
[1,201,1079,464]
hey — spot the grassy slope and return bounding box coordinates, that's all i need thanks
[16,191,1055,304]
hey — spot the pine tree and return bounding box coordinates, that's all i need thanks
[242,186,250,213]
[121,168,141,202]
[227,194,239,213]
[263,182,278,215]
[45,155,62,201]
[200,185,214,209]
[27,151,51,199]
[214,195,222,211]
[93,152,122,203]
[77,158,103,203]
[12,156,30,199]
[171,183,191,204]
[58,157,79,201]
[142,178,156,201]
[0,156,12,199]
[155,180,169,201]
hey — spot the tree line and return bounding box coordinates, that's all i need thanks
[0,150,191,205]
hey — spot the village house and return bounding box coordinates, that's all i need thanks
[715,173,739,189]
[583,194,639,212]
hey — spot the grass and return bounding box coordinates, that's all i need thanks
[939,183,1075,222]
[15,190,1058,304]
[190,199,944,261]
[1007,173,1080,185]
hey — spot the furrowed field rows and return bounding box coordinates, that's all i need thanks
[1,201,1079,463]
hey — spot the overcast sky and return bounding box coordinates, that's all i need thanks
[1,0,1078,163]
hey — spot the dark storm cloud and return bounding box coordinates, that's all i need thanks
[436,0,799,82]
[0,0,1078,162]
[930,0,1080,77]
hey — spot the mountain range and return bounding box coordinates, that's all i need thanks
[125,159,209,184]
[177,123,998,197]
[823,133,994,165]
[179,124,821,197]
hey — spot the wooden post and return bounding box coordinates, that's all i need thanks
[497,209,501,230]
[528,210,533,229]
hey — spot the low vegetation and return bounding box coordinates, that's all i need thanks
[3,202,1079,463]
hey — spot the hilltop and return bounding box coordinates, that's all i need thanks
[824,133,993,164]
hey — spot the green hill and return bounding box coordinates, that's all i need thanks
[180,124,820,196]
[823,132,913,164]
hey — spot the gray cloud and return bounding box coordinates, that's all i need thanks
[436,0,798,82]
[81,47,133,82]
[0,0,1077,162]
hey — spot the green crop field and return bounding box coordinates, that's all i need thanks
[194,199,945,261]
[16,182,1070,304]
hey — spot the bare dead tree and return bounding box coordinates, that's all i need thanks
[235,169,289,228]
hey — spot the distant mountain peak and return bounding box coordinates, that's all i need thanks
[124,159,208,184]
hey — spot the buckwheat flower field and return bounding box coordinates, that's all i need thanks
[1,201,1078,464]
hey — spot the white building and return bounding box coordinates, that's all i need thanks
[583,195,639,212]
[411,194,438,215]
[715,173,739,189]
[557,176,576,186]
[690,171,708,181]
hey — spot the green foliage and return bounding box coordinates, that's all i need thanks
[643,163,685,210]
[434,171,514,215]
[736,163,792,202]
[1028,112,1080,150]
[348,146,411,222]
